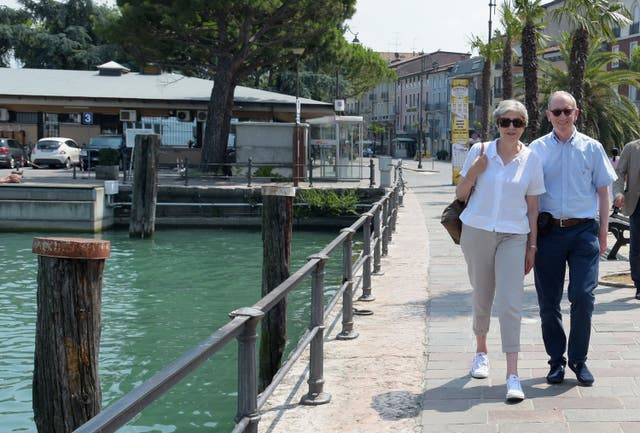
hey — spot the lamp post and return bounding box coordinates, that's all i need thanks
[418,56,424,169]
[291,48,305,187]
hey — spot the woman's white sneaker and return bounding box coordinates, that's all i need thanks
[506,374,525,401]
[470,352,489,378]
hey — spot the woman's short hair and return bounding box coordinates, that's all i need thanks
[493,99,528,126]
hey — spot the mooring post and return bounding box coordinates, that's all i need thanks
[337,228,358,340]
[300,253,331,405]
[259,185,295,392]
[31,237,110,433]
[129,134,159,239]
[230,307,264,433]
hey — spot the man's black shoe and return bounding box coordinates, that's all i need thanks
[635,288,640,300]
[546,364,565,384]
[568,362,594,386]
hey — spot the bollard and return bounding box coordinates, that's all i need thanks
[129,135,159,239]
[247,157,253,187]
[308,157,314,188]
[337,228,358,340]
[72,164,76,179]
[369,158,375,188]
[32,237,110,433]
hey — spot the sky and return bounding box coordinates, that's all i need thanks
[0,0,495,56]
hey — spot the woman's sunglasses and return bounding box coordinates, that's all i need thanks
[498,118,525,128]
[550,108,575,117]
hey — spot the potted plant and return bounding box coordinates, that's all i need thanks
[95,148,120,180]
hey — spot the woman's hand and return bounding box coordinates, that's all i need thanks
[525,248,536,274]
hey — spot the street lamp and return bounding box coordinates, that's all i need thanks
[418,56,425,169]
[290,48,305,186]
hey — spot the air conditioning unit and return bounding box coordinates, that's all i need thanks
[196,111,208,122]
[0,108,9,121]
[334,99,345,112]
[176,110,192,122]
[119,109,137,122]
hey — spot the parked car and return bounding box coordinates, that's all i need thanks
[0,138,29,168]
[80,135,125,169]
[31,137,81,169]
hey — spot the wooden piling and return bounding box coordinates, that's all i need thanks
[129,134,160,238]
[259,185,295,392]
[32,237,110,433]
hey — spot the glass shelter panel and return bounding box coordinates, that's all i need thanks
[307,116,364,181]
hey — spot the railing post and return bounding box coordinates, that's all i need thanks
[397,160,404,206]
[390,188,398,235]
[382,197,389,256]
[369,158,375,188]
[359,212,376,300]
[337,228,358,340]
[184,157,189,186]
[308,157,314,187]
[247,157,253,187]
[300,254,331,405]
[229,307,264,433]
[373,205,383,274]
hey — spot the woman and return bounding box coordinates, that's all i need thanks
[456,99,545,402]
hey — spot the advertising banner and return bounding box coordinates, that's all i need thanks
[450,79,469,185]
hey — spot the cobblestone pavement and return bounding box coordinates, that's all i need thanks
[260,159,640,433]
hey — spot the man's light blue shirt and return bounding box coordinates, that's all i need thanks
[529,129,617,219]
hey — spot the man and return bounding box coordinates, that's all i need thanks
[612,139,640,300]
[529,91,617,387]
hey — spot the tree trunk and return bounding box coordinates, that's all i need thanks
[259,186,294,392]
[522,22,539,142]
[32,237,110,433]
[502,39,513,100]
[129,134,159,238]
[569,28,590,131]
[202,61,236,172]
[481,58,491,141]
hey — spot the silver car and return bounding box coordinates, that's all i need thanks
[31,137,81,169]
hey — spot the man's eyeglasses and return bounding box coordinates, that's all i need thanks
[550,108,575,117]
[498,118,525,128]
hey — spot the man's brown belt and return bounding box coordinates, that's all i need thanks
[550,218,593,228]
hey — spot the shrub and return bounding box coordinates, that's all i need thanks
[97,148,120,165]
[294,189,360,217]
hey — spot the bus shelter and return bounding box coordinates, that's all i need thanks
[307,115,364,181]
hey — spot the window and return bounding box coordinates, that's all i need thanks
[632,41,639,101]
[612,45,620,68]
[631,6,639,34]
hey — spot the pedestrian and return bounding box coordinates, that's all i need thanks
[529,90,617,387]
[456,99,545,402]
[610,147,620,169]
[612,139,640,300]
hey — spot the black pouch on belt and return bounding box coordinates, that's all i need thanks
[537,211,552,236]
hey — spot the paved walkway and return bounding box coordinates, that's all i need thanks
[260,160,640,433]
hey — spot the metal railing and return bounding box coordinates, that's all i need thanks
[72,164,404,433]
[174,157,379,188]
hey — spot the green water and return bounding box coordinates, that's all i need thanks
[0,228,341,432]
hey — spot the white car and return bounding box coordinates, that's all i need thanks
[31,137,81,169]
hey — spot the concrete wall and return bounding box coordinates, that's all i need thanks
[0,184,113,232]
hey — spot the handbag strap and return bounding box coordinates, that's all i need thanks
[466,142,485,203]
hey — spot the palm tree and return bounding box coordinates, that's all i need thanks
[539,34,640,150]
[471,35,502,141]
[552,0,631,129]
[514,0,546,142]
[499,1,522,100]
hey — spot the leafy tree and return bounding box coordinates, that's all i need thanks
[499,0,521,100]
[552,0,631,129]
[539,34,640,150]
[515,0,546,142]
[471,35,501,141]
[6,0,125,69]
[0,6,30,67]
[112,0,357,168]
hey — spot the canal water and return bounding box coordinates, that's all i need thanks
[0,228,343,432]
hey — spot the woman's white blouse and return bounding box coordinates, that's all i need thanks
[460,140,546,234]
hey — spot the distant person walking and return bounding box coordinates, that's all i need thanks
[529,90,617,387]
[456,99,545,402]
[613,139,640,300]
